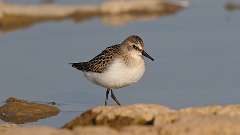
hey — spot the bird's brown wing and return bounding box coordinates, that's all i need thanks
[72,44,121,73]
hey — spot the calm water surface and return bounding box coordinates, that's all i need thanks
[0,0,240,127]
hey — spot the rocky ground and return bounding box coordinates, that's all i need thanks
[0,97,60,124]
[1,100,240,135]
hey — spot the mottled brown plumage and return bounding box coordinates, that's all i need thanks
[71,44,121,73]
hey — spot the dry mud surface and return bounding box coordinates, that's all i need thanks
[1,102,240,135]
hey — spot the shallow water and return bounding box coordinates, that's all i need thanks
[1,0,240,127]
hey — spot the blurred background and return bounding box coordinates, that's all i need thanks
[0,0,240,127]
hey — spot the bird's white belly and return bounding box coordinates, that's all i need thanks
[84,59,145,89]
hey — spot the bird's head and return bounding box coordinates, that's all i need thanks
[121,35,154,61]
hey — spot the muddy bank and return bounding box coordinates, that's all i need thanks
[0,97,60,124]
[0,0,186,32]
[1,103,240,135]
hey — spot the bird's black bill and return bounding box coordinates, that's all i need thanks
[142,50,154,61]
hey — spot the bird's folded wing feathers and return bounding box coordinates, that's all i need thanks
[72,44,121,73]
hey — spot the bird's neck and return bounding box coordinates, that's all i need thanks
[122,53,144,67]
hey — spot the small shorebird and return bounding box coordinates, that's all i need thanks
[70,35,154,106]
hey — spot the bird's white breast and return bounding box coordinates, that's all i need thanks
[84,58,145,89]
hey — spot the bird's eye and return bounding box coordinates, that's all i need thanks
[133,45,138,49]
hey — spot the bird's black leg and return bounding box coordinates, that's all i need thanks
[105,89,110,106]
[110,89,121,106]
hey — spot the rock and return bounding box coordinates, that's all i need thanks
[179,104,240,116]
[0,97,60,124]
[73,126,119,135]
[120,126,158,135]
[63,104,173,129]
[73,126,159,135]
[155,104,240,126]
[0,126,72,135]
[3,121,240,135]
[154,105,240,135]
[62,104,240,135]
[0,124,159,135]
[158,115,240,135]
[0,124,18,133]
[2,104,240,135]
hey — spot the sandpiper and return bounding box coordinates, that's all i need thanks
[70,35,154,106]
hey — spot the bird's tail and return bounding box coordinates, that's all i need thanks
[69,62,87,71]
